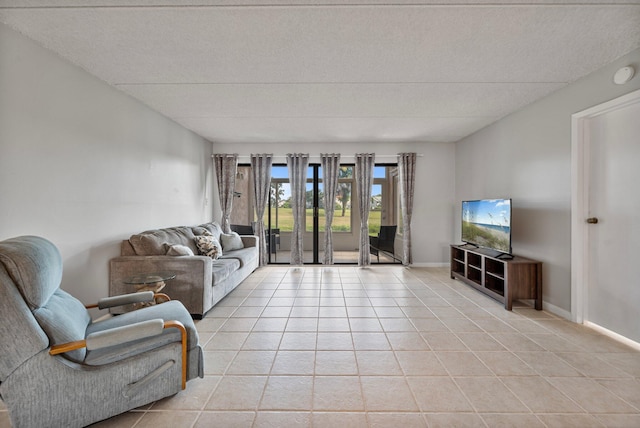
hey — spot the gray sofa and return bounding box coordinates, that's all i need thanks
[109,222,258,318]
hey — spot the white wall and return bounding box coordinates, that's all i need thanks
[211,141,456,265]
[454,48,640,315]
[0,24,214,305]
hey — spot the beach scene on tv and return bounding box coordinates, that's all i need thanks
[462,199,511,253]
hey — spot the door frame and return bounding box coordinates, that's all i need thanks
[571,89,640,328]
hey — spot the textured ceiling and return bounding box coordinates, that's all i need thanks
[1,1,640,144]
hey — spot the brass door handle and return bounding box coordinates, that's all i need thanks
[586,217,599,224]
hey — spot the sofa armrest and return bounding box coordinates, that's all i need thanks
[109,255,212,316]
[240,236,258,248]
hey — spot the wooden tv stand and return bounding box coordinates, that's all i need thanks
[450,245,542,311]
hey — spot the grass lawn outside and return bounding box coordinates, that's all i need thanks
[264,208,382,234]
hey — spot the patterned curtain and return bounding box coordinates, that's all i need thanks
[320,153,341,264]
[251,154,273,266]
[355,153,375,266]
[213,154,238,233]
[398,153,417,265]
[287,153,309,265]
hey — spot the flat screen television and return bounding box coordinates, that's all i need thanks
[462,199,512,256]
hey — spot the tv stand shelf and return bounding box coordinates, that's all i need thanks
[450,245,542,310]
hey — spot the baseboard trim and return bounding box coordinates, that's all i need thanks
[409,262,450,268]
[543,301,572,320]
[584,321,640,352]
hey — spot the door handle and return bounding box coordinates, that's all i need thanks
[586,217,599,224]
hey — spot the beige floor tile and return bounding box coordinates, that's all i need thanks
[152,376,221,410]
[454,377,529,413]
[557,352,631,378]
[87,411,144,428]
[597,352,640,377]
[241,332,283,350]
[312,376,365,411]
[318,306,348,317]
[259,306,292,318]
[500,377,583,413]
[133,411,200,428]
[317,317,350,331]
[360,376,419,411]
[425,412,486,428]
[285,318,318,332]
[311,412,368,428]
[231,306,264,318]
[547,377,637,413]
[352,332,391,350]
[536,413,604,427]
[205,376,267,410]
[271,351,315,375]
[515,351,583,377]
[526,333,586,352]
[348,317,383,331]
[253,411,311,427]
[259,376,314,410]
[373,306,407,318]
[204,331,249,350]
[435,351,493,376]
[194,317,226,332]
[412,318,450,332]
[226,350,276,375]
[475,351,537,376]
[401,306,437,318]
[379,318,417,332]
[479,413,545,427]
[456,332,506,351]
[421,332,468,350]
[315,350,358,375]
[395,351,448,376]
[594,414,640,428]
[193,411,256,427]
[595,378,640,409]
[368,412,427,427]
[356,351,403,375]
[407,377,473,412]
[490,332,546,351]
[385,332,430,350]
[289,306,319,317]
[202,350,237,375]
[252,318,288,332]
[316,332,353,350]
[279,332,317,350]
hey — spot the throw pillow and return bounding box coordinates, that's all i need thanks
[194,234,222,260]
[165,244,195,256]
[220,232,244,251]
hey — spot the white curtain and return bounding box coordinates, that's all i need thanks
[355,153,375,266]
[251,154,272,266]
[398,153,417,265]
[213,154,238,233]
[287,153,309,265]
[320,153,341,264]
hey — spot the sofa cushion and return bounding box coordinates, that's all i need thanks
[220,232,244,251]
[211,258,240,286]
[194,234,222,260]
[129,227,197,256]
[219,247,258,269]
[197,222,223,242]
[165,244,194,256]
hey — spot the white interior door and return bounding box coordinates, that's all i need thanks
[584,93,640,343]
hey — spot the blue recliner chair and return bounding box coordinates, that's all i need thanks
[0,236,204,428]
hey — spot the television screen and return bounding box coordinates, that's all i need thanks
[462,199,511,254]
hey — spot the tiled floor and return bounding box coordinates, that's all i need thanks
[2,266,640,427]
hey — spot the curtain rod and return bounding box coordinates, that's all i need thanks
[212,154,423,159]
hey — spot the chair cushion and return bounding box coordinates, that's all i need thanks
[33,289,92,362]
[0,236,63,309]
